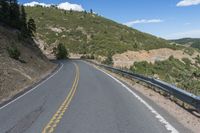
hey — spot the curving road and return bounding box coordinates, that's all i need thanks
[0,60,191,133]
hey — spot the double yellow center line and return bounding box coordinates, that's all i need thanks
[42,63,79,133]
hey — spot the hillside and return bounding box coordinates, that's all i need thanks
[171,38,200,50]
[0,25,55,102]
[25,6,180,57]
[24,6,200,95]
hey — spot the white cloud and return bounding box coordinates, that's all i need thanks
[124,19,163,27]
[24,1,84,12]
[24,1,51,7]
[57,2,84,11]
[177,0,200,7]
[164,30,200,39]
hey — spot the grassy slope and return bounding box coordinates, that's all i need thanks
[25,6,180,56]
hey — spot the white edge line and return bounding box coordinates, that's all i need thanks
[0,63,64,110]
[93,64,179,133]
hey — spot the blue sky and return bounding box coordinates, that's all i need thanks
[19,0,200,39]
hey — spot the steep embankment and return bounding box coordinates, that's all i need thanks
[0,25,55,102]
[25,6,179,57]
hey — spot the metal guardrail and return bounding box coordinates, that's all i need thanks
[88,60,200,112]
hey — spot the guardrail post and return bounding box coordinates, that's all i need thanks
[197,97,200,113]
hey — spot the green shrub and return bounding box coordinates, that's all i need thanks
[184,48,194,56]
[55,43,69,59]
[80,54,95,59]
[7,46,21,60]
[182,58,191,66]
[195,55,200,64]
[102,53,113,65]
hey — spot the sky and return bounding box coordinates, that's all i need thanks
[19,0,200,39]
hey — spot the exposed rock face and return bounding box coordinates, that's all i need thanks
[113,48,200,68]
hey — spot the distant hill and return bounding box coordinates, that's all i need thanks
[171,38,200,50]
[25,6,180,56]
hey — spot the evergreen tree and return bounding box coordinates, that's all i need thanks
[90,9,93,14]
[27,18,36,36]
[56,43,69,59]
[20,5,28,37]
[9,0,20,28]
[0,0,9,24]
[103,52,113,65]
[70,8,72,13]
[83,10,87,17]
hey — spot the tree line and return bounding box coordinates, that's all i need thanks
[0,0,36,38]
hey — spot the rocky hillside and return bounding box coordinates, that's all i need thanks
[25,6,180,57]
[0,25,55,102]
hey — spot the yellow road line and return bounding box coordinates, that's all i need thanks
[42,63,79,133]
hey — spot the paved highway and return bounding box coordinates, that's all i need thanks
[0,60,191,133]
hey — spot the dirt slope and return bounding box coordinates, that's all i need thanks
[0,25,55,102]
[113,48,200,68]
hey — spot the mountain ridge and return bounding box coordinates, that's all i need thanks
[25,6,180,57]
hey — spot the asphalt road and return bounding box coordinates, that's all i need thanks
[0,60,191,133]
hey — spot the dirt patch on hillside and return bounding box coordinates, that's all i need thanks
[113,48,200,68]
[48,26,66,33]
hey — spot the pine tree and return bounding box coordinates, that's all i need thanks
[90,9,93,14]
[0,0,10,24]
[56,43,69,59]
[20,5,28,37]
[27,18,36,36]
[83,10,87,17]
[9,0,20,28]
[70,8,72,13]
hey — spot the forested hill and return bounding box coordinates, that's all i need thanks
[25,6,180,56]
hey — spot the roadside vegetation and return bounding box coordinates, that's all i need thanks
[0,0,55,101]
[6,46,21,60]
[0,0,36,61]
[54,43,69,59]
[130,56,200,95]
[0,0,36,38]
[102,53,114,65]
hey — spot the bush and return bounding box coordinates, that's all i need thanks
[182,58,191,66]
[80,54,95,59]
[7,46,21,60]
[102,53,113,65]
[184,48,194,56]
[55,43,69,59]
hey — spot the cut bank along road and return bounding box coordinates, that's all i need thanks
[0,60,191,133]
